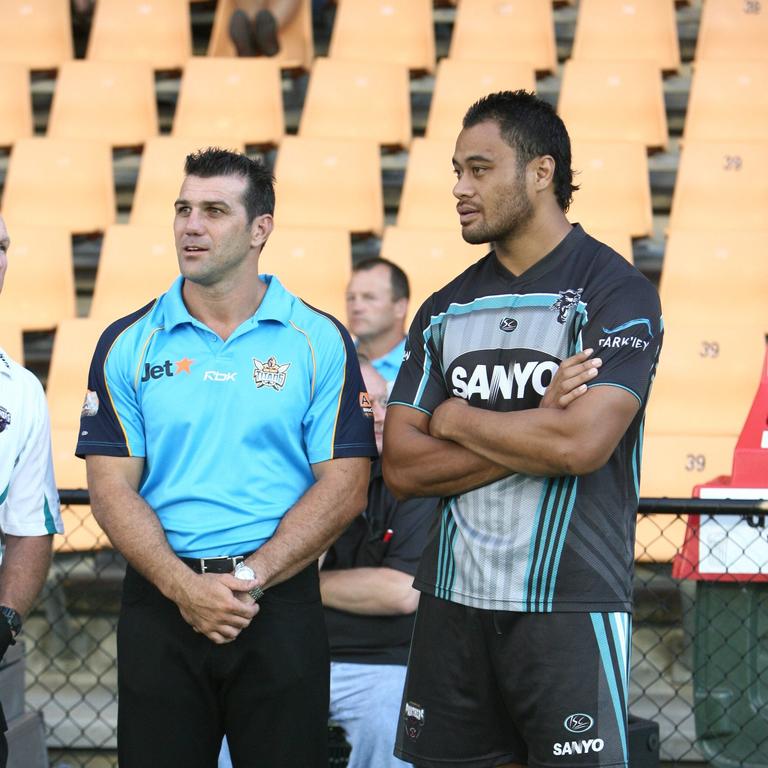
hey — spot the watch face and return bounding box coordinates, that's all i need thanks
[234,563,256,581]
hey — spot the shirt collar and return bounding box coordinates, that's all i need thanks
[161,274,294,332]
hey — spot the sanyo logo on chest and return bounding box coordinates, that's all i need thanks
[553,738,605,757]
[449,349,560,403]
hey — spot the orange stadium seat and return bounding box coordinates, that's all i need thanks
[0,226,75,331]
[426,59,536,141]
[0,0,73,70]
[0,63,33,147]
[558,59,668,150]
[397,138,457,230]
[48,60,158,147]
[660,230,768,309]
[90,225,180,321]
[172,58,284,147]
[567,140,653,237]
[259,227,352,322]
[683,60,768,141]
[695,0,768,61]
[299,58,411,148]
[668,140,768,231]
[87,0,192,70]
[329,0,435,73]
[572,0,681,73]
[1,138,115,235]
[208,0,313,71]
[449,0,557,75]
[273,136,383,235]
[130,137,246,226]
[645,313,767,438]
[380,226,485,321]
[0,324,24,365]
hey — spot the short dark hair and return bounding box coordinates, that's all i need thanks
[353,258,409,301]
[184,147,275,222]
[463,90,578,212]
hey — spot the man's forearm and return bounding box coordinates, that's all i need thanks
[247,457,369,590]
[0,535,53,617]
[320,567,419,615]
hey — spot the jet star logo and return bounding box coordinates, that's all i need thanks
[141,358,194,382]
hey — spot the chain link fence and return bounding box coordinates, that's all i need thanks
[16,494,768,767]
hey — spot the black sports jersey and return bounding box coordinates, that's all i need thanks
[389,225,663,612]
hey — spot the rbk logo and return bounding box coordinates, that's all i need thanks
[141,358,194,382]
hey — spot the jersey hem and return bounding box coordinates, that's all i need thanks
[75,442,138,459]
[394,747,518,767]
[414,582,631,613]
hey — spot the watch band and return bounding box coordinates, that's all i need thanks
[234,563,265,603]
[248,585,265,603]
[0,606,21,640]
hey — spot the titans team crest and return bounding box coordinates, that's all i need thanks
[253,357,291,391]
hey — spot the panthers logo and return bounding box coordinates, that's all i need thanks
[550,288,584,324]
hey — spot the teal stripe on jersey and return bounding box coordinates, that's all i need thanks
[414,326,435,408]
[0,482,8,505]
[631,420,644,501]
[590,612,629,766]
[523,479,554,611]
[546,477,579,608]
[43,495,57,534]
[529,477,562,611]
[436,501,457,600]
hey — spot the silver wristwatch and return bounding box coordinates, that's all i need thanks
[233,562,265,603]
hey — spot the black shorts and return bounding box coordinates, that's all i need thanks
[117,564,329,768]
[395,593,631,768]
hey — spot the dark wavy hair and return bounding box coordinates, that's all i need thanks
[184,147,275,221]
[463,90,578,212]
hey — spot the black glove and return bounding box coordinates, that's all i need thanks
[0,620,13,663]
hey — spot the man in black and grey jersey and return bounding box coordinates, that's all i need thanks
[383,91,662,768]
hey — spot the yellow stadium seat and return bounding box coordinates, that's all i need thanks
[668,140,768,231]
[684,60,768,141]
[645,313,767,438]
[48,60,158,147]
[425,59,536,141]
[0,63,33,147]
[2,138,115,235]
[397,138,457,230]
[273,136,383,235]
[208,0,313,71]
[0,226,74,331]
[131,137,246,226]
[380,226,485,321]
[46,318,107,434]
[90,225,180,321]
[0,0,73,70]
[695,0,768,61]
[572,0,680,73]
[558,59,668,150]
[172,58,284,147]
[660,230,768,310]
[329,0,435,73]
[260,227,352,322]
[449,0,557,74]
[0,324,24,365]
[87,0,192,70]
[299,58,411,148]
[567,140,653,237]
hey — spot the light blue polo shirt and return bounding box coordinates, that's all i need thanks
[370,338,406,386]
[77,275,377,558]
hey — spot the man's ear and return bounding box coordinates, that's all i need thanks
[393,297,408,323]
[530,155,556,192]
[251,213,274,250]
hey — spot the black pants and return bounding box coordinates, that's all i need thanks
[117,564,330,768]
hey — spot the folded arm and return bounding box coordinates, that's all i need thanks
[320,566,419,615]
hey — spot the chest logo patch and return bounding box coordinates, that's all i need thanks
[253,356,291,391]
[550,288,583,324]
[0,405,10,433]
[499,317,518,332]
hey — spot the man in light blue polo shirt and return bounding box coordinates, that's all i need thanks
[76,148,376,768]
[346,258,409,386]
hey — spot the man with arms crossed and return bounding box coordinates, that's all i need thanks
[383,91,662,768]
[77,149,376,767]
[0,215,63,768]
[346,258,410,387]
